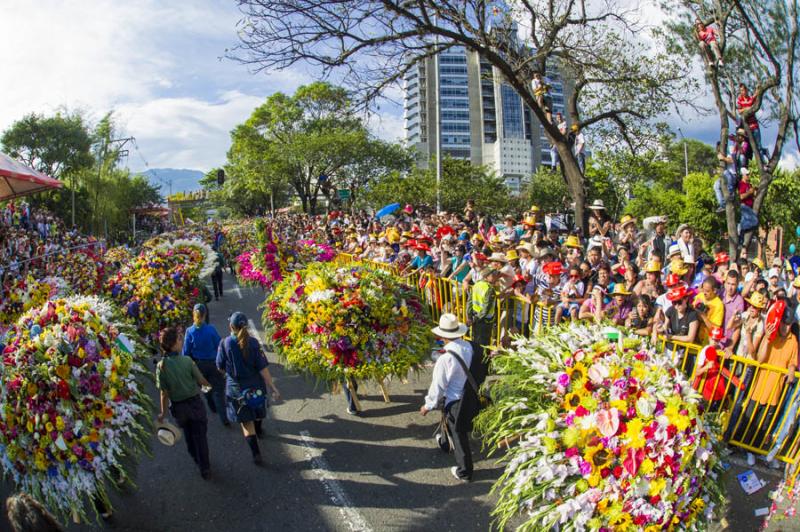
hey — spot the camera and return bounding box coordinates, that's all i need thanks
[695,302,707,313]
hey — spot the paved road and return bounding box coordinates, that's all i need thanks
[1,272,500,531]
[2,271,800,531]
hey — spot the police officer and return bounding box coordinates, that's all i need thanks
[467,266,501,349]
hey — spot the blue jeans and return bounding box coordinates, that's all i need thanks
[714,170,738,208]
[343,378,359,412]
[550,146,560,170]
[576,152,586,174]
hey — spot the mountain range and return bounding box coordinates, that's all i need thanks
[139,168,205,195]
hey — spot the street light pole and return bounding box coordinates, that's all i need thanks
[677,127,689,177]
[434,15,442,214]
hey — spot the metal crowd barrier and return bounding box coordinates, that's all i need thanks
[337,253,800,483]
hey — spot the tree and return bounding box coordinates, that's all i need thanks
[526,168,570,215]
[1,111,93,179]
[233,0,694,230]
[665,0,800,256]
[364,157,521,216]
[230,82,408,214]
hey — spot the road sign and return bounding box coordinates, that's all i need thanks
[337,189,351,200]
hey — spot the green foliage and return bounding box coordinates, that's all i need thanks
[364,157,519,216]
[681,172,725,243]
[760,170,800,241]
[527,168,570,214]
[1,110,160,241]
[223,81,409,214]
[625,182,685,226]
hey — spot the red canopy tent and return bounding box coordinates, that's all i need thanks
[0,151,63,201]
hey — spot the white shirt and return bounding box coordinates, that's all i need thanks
[424,338,473,410]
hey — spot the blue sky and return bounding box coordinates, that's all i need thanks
[1,0,796,174]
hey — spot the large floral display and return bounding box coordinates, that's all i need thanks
[0,296,150,519]
[59,245,105,295]
[0,276,70,336]
[264,263,432,382]
[475,324,725,531]
[107,239,215,337]
[221,220,259,261]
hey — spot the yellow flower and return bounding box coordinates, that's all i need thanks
[609,513,632,531]
[625,418,646,449]
[55,416,65,431]
[640,458,655,475]
[649,477,666,496]
[567,362,588,382]
[563,392,582,410]
[585,445,613,470]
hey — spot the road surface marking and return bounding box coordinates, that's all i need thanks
[299,430,373,532]
[233,286,244,299]
[248,319,264,344]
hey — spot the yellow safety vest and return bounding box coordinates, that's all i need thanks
[471,280,492,313]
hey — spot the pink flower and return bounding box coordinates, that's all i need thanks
[596,408,620,438]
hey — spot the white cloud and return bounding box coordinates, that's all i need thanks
[780,151,800,171]
[0,0,313,172]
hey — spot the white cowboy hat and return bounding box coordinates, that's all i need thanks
[668,243,682,257]
[589,199,606,210]
[488,252,508,263]
[156,420,182,446]
[431,313,469,339]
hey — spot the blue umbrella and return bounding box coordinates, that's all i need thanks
[375,203,401,219]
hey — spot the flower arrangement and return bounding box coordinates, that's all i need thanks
[107,239,214,337]
[237,249,283,290]
[475,324,725,531]
[0,276,70,336]
[264,263,432,382]
[60,246,105,295]
[104,246,133,265]
[291,239,337,266]
[0,296,150,520]
[221,220,259,260]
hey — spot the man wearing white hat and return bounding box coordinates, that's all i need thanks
[421,313,475,482]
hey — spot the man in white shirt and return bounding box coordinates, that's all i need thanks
[420,313,474,482]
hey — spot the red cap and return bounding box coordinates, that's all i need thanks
[473,252,487,261]
[403,204,414,214]
[543,261,564,276]
[513,274,526,285]
[404,239,417,248]
[715,252,730,265]
[665,274,682,287]
[415,243,431,252]
[710,327,725,341]
[667,286,689,302]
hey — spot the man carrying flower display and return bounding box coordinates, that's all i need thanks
[420,313,475,483]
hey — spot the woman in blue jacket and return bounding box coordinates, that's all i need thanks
[183,304,226,425]
[216,312,281,464]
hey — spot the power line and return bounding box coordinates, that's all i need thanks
[131,139,172,197]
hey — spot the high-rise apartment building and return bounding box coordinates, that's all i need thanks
[403,45,569,194]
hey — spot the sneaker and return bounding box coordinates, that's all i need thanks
[716,207,726,214]
[450,466,470,483]
[747,452,756,466]
[346,408,360,416]
[768,458,782,470]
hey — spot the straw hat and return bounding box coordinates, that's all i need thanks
[670,259,689,276]
[644,260,662,273]
[751,258,765,270]
[431,313,468,339]
[488,252,508,263]
[619,215,636,228]
[746,291,768,309]
[156,420,182,446]
[611,284,631,296]
[538,247,556,259]
[564,235,582,249]
[505,249,519,261]
[589,199,606,210]
[516,242,534,255]
[523,216,537,226]
[530,205,540,212]
[668,243,682,258]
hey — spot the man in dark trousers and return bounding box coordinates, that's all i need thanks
[211,251,224,300]
[467,267,500,350]
[420,313,476,482]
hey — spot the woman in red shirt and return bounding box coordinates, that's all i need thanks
[736,84,768,161]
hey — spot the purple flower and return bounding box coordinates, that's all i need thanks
[579,459,592,476]
[557,373,570,387]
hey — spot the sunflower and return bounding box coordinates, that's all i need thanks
[585,445,613,470]
[566,362,588,382]
[563,392,582,410]
[609,513,633,530]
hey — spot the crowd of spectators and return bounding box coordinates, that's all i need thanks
[271,200,800,467]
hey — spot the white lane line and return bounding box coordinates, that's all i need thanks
[233,286,244,299]
[298,430,373,532]
[247,319,264,344]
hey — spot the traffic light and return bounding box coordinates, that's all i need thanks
[216,169,225,186]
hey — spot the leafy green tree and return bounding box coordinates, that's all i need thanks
[233,0,695,231]
[664,0,800,255]
[527,168,570,214]
[228,82,408,214]
[680,172,725,244]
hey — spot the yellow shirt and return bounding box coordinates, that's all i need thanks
[693,293,724,343]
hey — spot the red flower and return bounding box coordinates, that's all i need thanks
[612,466,623,478]
[650,495,661,505]
[600,467,611,479]
[56,379,71,400]
[575,405,589,417]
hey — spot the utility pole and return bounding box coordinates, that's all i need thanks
[434,16,442,214]
[677,128,689,177]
